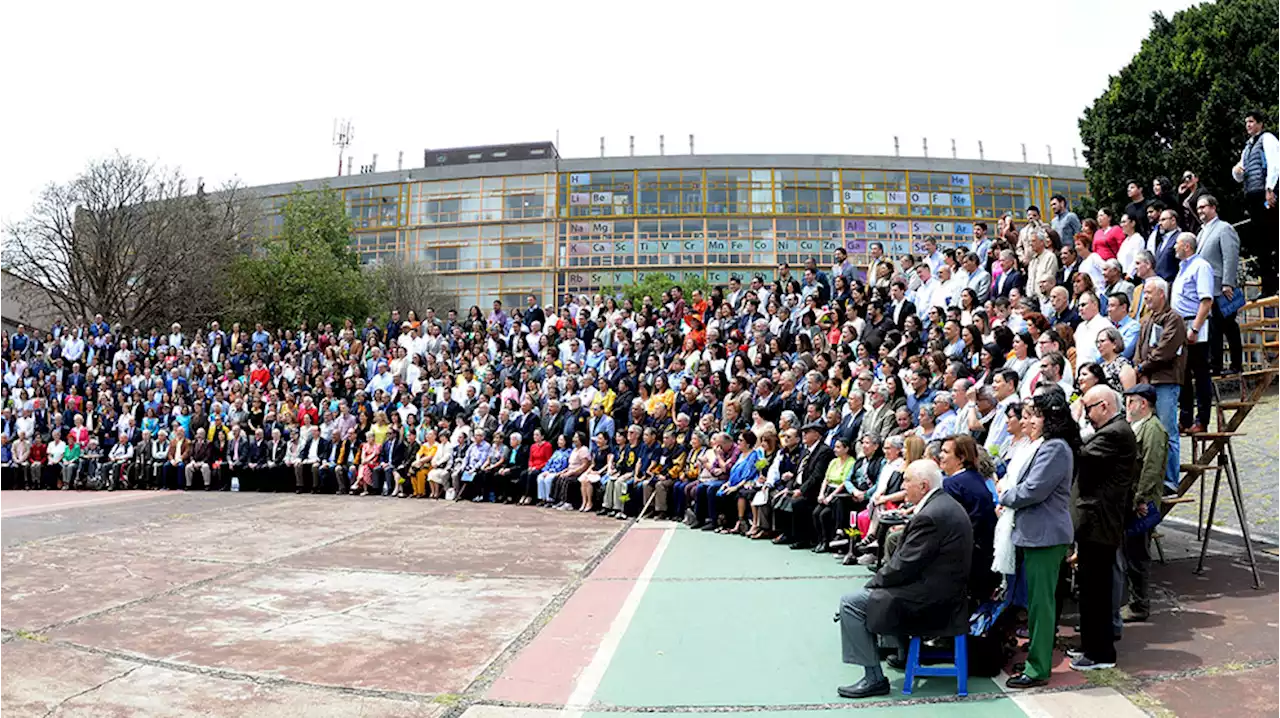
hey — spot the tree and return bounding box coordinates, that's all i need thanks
[604,271,713,307]
[2,153,256,329]
[228,186,375,328]
[366,260,456,320]
[1078,0,1278,282]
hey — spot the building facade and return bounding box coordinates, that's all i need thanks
[249,145,1088,311]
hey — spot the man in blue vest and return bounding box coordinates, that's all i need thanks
[1232,111,1279,295]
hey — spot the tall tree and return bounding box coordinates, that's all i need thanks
[228,186,374,327]
[1078,0,1278,282]
[367,260,455,319]
[2,154,256,329]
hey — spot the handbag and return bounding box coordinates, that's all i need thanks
[461,470,476,483]
[1125,501,1162,536]
[751,486,769,507]
[1216,291,1245,317]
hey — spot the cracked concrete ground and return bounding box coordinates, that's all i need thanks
[2,494,624,716]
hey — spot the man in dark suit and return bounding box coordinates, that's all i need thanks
[837,459,973,698]
[522,294,545,330]
[1072,386,1136,672]
[992,249,1024,298]
[887,281,916,330]
[540,400,566,443]
[225,425,251,490]
[774,421,834,550]
[373,431,407,496]
[512,398,540,446]
[320,428,357,494]
[1057,244,1081,289]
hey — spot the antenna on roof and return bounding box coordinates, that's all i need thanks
[922,138,928,158]
[978,141,984,160]
[1047,145,1053,164]
[332,119,354,177]
[1072,148,1079,166]
[951,139,957,159]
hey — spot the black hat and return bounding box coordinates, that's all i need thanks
[1123,383,1158,405]
[801,420,826,435]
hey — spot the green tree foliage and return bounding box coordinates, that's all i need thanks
[604,271,712,307]
[229,186,374,327]
[1078,0,1278,233]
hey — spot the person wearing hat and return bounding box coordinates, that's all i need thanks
[773,419,834,550]
[1119,383,1167,623]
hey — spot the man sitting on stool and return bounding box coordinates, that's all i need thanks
[836,459,973,699]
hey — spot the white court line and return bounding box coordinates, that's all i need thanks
[562,524,675,715]
[1,492,159,518]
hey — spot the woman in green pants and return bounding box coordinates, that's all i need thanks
[998,390,1080,689]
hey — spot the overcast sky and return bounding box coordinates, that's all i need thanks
[2,0,1200,224]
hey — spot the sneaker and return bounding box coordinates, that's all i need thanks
[1069,656,1115,671]
[1120,606,1150,623]
[857,553,878,566]
[1065,648,1084,660]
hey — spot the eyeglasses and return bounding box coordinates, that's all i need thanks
[1083,400,1106,413]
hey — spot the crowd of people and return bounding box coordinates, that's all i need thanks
[1,112,1275,699]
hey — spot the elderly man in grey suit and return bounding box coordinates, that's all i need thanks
[1193,194,1242,375]
[962,252,992,303]
[836,459,973,699]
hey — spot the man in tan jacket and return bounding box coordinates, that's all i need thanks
[1134,278,1186,494]
[165,427,191,490]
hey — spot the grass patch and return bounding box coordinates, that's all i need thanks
[14,629,48,643]
[1128,691,1176,718]
[1082,667,1133,689]
[432,693,464,706]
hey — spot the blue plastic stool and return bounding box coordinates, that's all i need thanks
[901,634,968,697]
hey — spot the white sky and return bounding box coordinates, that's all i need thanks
[1,0,1200,224]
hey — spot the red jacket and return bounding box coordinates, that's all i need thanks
[249,366,271,387]
[528,441,553,471]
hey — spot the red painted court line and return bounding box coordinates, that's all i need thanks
[488,526,666,704]
[0,490,164,518]
[487,579,635,704]
[588,527,664,580]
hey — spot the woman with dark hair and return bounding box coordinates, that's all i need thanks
[999,390,1079,690]
[959,288,980,325]
[1092,208,1125,261]
[938,434,999,605]
[974,342,1007,387]
[961,324,984,371]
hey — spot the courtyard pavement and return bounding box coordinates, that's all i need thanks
[1,440,1277,717]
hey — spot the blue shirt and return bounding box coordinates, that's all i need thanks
[1115,315,1139,360]
[1172,254,1214,319]
[723,448,764,492]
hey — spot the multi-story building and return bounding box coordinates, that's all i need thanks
[249,142,1088,310]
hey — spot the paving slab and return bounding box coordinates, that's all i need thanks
[1009,686,1148,718]
[1,543,230,631]
[1119,555,1278,677]
[50,567,561,696]
[0,491,284,547]
[35,497,401,564]
[2,640,440,717]
[282,522,618,579]
[1143,663,1278,718]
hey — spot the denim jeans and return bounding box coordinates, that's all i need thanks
[1154,383,1181,490]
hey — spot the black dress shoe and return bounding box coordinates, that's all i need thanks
[812,542,829,554]
[700,523,716,531]
[771,534,791,545]
[837,677,891,699]
[886,653,906,670]
[790,542,814,550]
[1005,673,1048,689]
